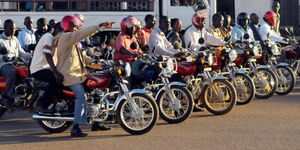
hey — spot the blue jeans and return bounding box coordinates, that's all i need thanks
[69,83,87,125]
[0,64,17,106]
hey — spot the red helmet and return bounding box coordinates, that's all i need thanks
[120,16,139,32]
[192,10,208,28]
[61,15,80,31]
[74,13,85,26]
[263,11,277,26]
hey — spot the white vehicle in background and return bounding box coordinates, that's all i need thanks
[0,0,212,31]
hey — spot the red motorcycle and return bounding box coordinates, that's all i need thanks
[32,60,159,135]
[175,48,237,115]
[0,58,33,118]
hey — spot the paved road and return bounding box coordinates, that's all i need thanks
[1,82,300,150]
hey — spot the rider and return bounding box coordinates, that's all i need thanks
[141,14,156,45]
[30,22,64,113]
[248,13,263,42]
[56,15,114,137]
[259,11,289,62]
[0,19,31,111]
[17,16,36,52]
[166,18,183,49]
[113,16,143,63]
[148,16,182,58]
[35,18,48,43]
[231,12,255,43]
[184,11,226,51]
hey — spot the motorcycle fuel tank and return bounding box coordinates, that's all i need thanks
[85,73,112,89]
[176,62,197,76]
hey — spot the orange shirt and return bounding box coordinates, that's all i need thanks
[141,26,152,45]
[113,32,142,63]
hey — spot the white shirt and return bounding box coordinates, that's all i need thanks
[0,33,30,68]
[184,25,225,51]
[259,20,285,43]
[231,25,255,43]
[30,33,56,74]
[148,28,180,57]
[17,28,36,51]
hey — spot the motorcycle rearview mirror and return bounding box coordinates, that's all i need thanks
[198,37,205,44]
[130,42,138,50]
[243,33,250,40]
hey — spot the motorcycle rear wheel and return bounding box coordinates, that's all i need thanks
[38,120,72,133]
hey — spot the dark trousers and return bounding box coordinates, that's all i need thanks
[31,69,57,108]
[0,64,17,106]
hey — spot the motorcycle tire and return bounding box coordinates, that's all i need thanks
[117,93,159,135]
[275,66,296,95]
[234,73,255,105]
[38,120,72,133]
[156,85,194,124]
[202,79,237,115]
[251,68,278,99]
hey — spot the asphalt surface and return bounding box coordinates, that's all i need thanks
[1,81,300,150]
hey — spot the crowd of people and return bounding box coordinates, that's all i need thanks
[0,1,291,137]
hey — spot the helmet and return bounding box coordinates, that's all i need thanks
[74,13,85,26]
[120,16,139,33]
[131,60,155,81]
[192,10,208,28]
[237,12,249,25]
[61,15,80,31]
[263,11,277,26]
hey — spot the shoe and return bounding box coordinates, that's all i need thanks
[71,125,88,137]
[91,123,112,131]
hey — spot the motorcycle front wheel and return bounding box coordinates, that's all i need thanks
[117,93,159,135]
[202,79,237,115]
[233,73,255,105]
[38,120,72,133]
[157,85,194,124]
[275,66,296,95]
[251,68,277,99]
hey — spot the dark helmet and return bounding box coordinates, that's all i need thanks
[131,60,155,81]
[237,12,249,25]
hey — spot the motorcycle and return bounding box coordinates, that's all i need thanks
[131,54,194,124]
[214,46,255,105]
[32,60,159,135]
[176,47,237,115]
[259,39,296,95]
[233,35,278,99]
[0,57,33,118]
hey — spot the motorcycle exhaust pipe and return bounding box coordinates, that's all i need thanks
[32,114,105,122]
[32,114,74,121]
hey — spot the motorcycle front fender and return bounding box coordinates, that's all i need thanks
[114,89,153,111]
[256,65,269,69]
[154,82,186,100]
[276,62,289,67]
[236,68,248,74]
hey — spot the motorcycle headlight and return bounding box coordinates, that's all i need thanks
[253,44,262,57]
[124,62,131,77]
[271,44,281,56]
[166,57,174,72]
[207,53,214,66]
[229,49,237,61]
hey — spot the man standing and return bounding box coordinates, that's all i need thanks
[18,16,36,52]
[272,1,281,34]
[0,19,30,110]
[35,18,48,43]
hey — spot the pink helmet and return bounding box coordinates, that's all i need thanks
[61,15,80,31]
[74,13,85,26]
[192,10,208,28]
[263,11,277,26]
[120,16,139,32]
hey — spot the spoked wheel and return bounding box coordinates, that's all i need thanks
[38,120,72,133]
[275,66,296,95]
[117,93,158,135]
[157,85,193,124]
[202,79,237,115]
[234,73,255,105]
[251,68,277,99]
